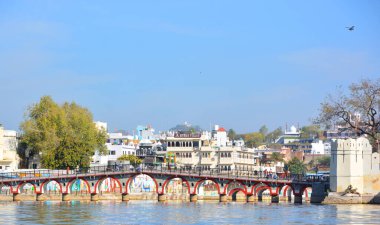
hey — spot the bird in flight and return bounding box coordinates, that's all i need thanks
[346,26,355,31]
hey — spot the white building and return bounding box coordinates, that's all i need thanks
[311,140,325,154]
[275,125,300,144]
[0,125,20,171]
[92,131,137,166]
[162,128,257,171]
[94,121,108,132]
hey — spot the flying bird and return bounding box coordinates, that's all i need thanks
[346,26,355,31]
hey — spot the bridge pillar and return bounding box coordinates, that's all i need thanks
[122,193,129,201]
[219,194,228,202]
[13,193,36,201]
[271,195,279,203]
[62,193,70,201]
[310,183,327,203]
[158,194,167,202]
[190,194,198,202]
[91,193,99,201]
[294,194,302,204]
[247,194,256,202]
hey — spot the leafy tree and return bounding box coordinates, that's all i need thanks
[317,156,331,167]
[20,96,107,169]
[270,152,284,162]
[244,132,265,147]
[259,125,268,136]
[265,127,283,143]
[300,125,323,139]
[117,154,142,167]
[227,129,237,140]
[316,79,380,152]
[286,157,306,175]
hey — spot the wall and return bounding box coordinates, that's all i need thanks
[330,137,380,194]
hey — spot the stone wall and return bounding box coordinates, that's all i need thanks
[330,137,380,195]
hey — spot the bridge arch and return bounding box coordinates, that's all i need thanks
[280,185,310,201]
[0,183,13,195]
[17,182,37,194]
[40,179,62,194]
[66,178,90,194]
[193,179,221,197]
[161,176,190,194]
[280,185,293,197]
[126,173,158,194]
[95,176,122,194]
[224,180,247,195]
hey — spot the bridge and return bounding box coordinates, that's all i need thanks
[0,165,328,203]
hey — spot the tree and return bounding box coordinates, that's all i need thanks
[270,152,284,162]
[300,125,323,139]
[317,156,331,167]
[117,154,142,167]
[286,157,306,175]
[259,125,268,136]
[244,132,265,147]
[316,79,380,152]
[227,129,237,140]
[20,96,107,169]
[265,127,283,143]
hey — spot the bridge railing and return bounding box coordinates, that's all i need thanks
[0,164,328,183]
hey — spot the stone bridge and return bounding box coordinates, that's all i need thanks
[0,165,328,204]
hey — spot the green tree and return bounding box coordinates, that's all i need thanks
[316,78,380,152]
[117,154,142,167]
[244,132,265,147]
[300,125,323,139]
[20,96,107,169]
[259,125,268,136]
[227,129,237,140]
[317,156,331,167]
[270,152,284,162]
[265,127,283,143]
[286,157,306,175]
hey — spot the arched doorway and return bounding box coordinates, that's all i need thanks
[163,177,189,200]
[0,184,12,195]
[127,174,157,200]
[42,180,61,195]
[195,179,220,200]
[68,179,90,195]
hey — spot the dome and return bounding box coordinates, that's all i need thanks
[290,125,297,133]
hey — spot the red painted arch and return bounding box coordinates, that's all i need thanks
[282,185,292,197]
[193,178,221,195]
[0,183,13,194]
[39,179,63,194]
[125,173,159,194]
[228,188,247,196]
[16,182,38,194]
[66,178,91,194]
[223,180,247,195]
[254,186,272,196]
[94,176,123,194]
[161,176,191,194]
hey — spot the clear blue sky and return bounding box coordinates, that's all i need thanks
[1,1,379,133]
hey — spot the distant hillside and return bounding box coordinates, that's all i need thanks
[170,122,203,132]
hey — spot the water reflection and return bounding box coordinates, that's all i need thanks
[0,201,378,225]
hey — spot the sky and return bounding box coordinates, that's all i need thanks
[0,0,379,134]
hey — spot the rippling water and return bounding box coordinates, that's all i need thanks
[0,201,379,225]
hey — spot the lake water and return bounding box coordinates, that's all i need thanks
[0,201,379,225]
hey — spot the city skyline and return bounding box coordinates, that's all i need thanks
[1,1,380,133]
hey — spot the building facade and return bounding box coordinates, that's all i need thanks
[0,125,20,171]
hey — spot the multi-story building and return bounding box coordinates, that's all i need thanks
[0,124,20,171]
[160,126,257,171]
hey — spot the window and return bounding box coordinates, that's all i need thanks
[110,151,116,155]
